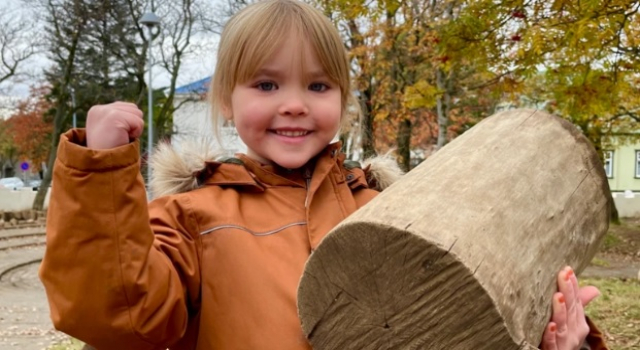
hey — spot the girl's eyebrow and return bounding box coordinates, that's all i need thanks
[305,70,329,80]
[254,68,328,80]
[254,68,282,78]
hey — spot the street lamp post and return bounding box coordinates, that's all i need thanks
[71,87,77,128]
[140,12,160,189]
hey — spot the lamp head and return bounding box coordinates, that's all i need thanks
[140,12,160,27]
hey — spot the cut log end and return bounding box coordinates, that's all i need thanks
[298,222,531,350]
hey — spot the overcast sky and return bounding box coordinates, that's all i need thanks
[0,0,218,99]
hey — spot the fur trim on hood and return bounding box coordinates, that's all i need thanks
[362,154,404,192]
[150,139,224,198]
[149,140,404,198]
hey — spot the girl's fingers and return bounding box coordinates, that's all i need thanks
[570,273,585,319]
[129,118,145,138]
[115,105,144,118]
[570,274,592,339]
[551,292,568,335]
[578,285,600,307]
[558,267,577,328]
[113,101,139,109]
[541,322,559,350]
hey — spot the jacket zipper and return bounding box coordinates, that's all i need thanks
[200,222,307,236]
[304,167,312,208]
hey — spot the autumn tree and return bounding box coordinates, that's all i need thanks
[5,85,54,175]
[507,1,640,153]
[0,118,18,177]
[315,0,526,170]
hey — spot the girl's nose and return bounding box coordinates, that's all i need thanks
[278,89,309,117]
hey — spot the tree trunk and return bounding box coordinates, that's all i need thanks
[396,117,411,172]
[435,67,448,149]
[32,121,61,211]
[298,109,611,350]
[360,87,376,160]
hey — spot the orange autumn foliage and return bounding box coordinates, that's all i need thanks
[6,86,53,172]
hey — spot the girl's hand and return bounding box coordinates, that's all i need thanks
[540,266,601,350]
[86,102,145,150]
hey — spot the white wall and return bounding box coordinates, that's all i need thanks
[172,96,247,155]
[612,192,640,218]
[0,187,50,211]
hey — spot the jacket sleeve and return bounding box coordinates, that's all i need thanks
[39,129,201,350]
[584,316,608,350]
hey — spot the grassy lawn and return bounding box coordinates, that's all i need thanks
[582,277,640,350]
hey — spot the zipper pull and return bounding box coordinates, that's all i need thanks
[304,167,312,208]
[304,167,312,181]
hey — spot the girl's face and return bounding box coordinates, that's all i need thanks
[225,37,342,169]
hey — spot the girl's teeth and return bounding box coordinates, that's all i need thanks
[276,131,308,137]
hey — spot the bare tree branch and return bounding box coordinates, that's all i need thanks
[0,6,39,85]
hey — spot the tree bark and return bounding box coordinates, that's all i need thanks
[396,117,411,172]
[298,109,611,350]
[359,87,376,160]
[435,66,454,150]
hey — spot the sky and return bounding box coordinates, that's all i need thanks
[0,0,218,100]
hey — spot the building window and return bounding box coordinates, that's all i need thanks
[604,151,613,178]
[636,150,640,178]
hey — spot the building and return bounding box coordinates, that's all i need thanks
[604,138,640,217]
[172,77,247,156]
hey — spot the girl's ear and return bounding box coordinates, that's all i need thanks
[221,103,233,121]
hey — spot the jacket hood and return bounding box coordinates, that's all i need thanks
[149,140,404,198]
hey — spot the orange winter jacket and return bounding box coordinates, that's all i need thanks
[39,129,382,350]
[40,129,608,350]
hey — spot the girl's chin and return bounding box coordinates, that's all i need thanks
[245,151,311,169]
[272,158,310,170]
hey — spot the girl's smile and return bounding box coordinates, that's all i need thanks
[271,128,313,145]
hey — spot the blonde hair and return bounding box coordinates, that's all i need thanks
[209,0,355,135]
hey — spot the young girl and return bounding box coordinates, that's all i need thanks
[39,1,607,349]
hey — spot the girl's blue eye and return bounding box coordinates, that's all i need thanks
[257,82,277,91]
[309,83,328,92]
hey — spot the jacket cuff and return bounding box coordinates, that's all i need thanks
[57,129,140,172]
[584,316,608,350]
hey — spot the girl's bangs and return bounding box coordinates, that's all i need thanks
[234,8,344,90]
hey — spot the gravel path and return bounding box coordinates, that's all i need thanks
[0,226,71,350]
[582,259,640,279]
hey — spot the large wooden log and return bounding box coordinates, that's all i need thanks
[298,109,610,350]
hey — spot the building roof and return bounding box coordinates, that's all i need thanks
[175,77,211,95]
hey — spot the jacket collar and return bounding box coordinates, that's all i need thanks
[149,138,403,198]
[200,142,343,190]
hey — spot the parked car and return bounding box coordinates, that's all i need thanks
[28,179,42,190]
[0,177,25,190]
